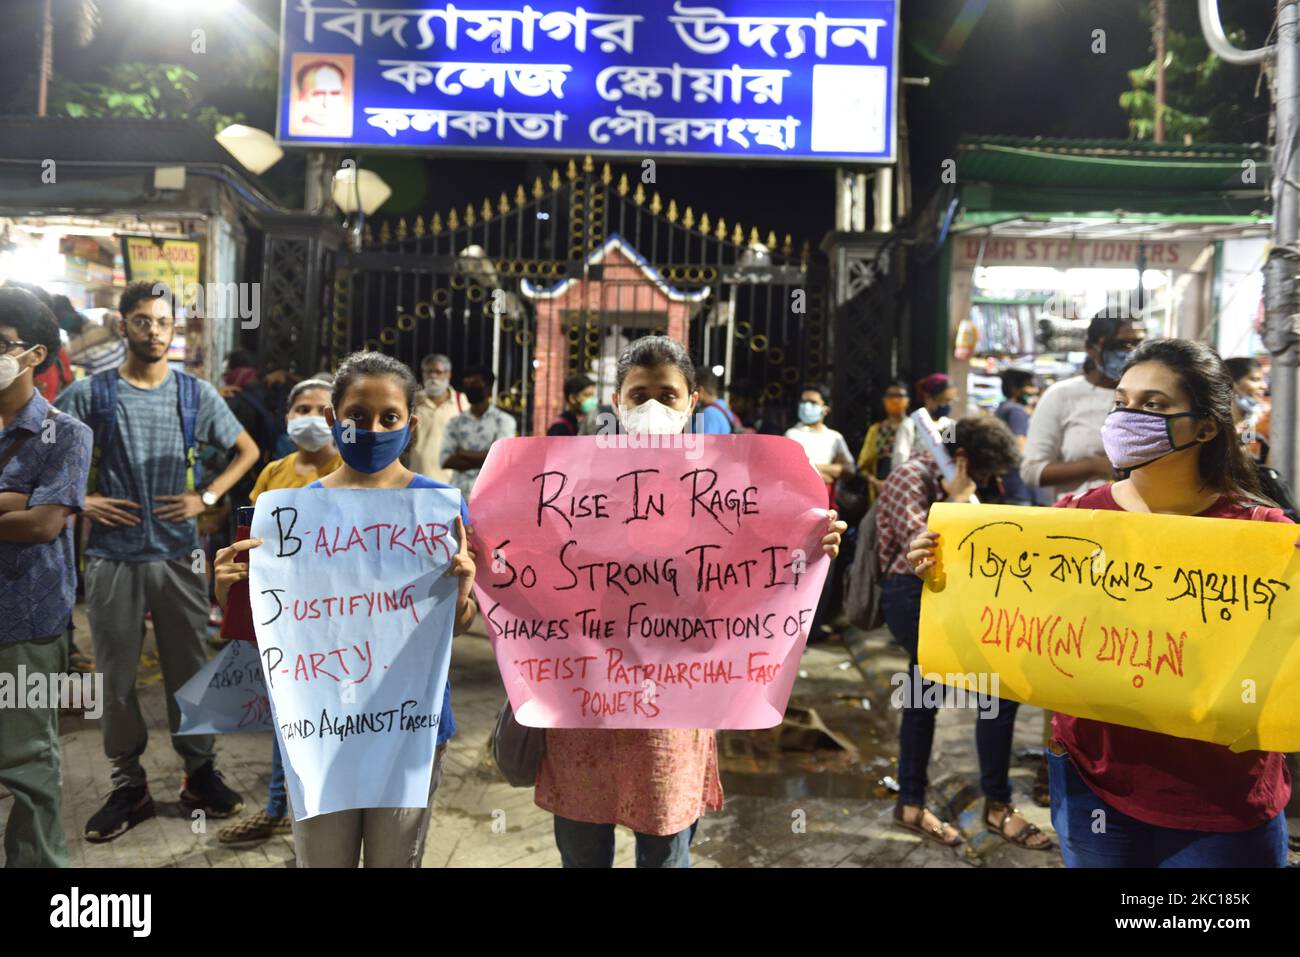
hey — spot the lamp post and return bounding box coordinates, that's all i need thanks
[1199,0,1298,490]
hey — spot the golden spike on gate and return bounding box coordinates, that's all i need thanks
[499,193,511,215]
[396,218,408,241]
[533,176,545,199]
[516,185,528,207]
[601,163,613,185]
[465,204,476,226]
[782,233,793,257]
[715,217,727,240]
[566,159,578,181]
[448,209,459,230]
[666,200,678,223]
[698,212,710,236]
[431,212,443,234]
[800,240,811,268]
[617,173,629,197]
[583,155,595,173]
[767,230,778,249]
[683,206,695,229]
[483,198,493,220]
[633,182,646,205]
[550,168,562,189]
[649,192,663,215]
[363,223,374,246]
[414,215,425,238]
[749,227,760,246]
[733,223,744,245]
[379,221,391,244]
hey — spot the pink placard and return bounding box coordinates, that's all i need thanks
[468,434,832,729]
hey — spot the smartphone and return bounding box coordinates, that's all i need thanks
[221,505,258,643]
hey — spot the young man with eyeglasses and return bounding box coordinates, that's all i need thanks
[55,282,260,843]
[0,287,93,867]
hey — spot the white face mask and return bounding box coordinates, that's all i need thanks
[287,414,333,451]
[0,346,37,392]
[424,377,449,397]
[618,398,691,436]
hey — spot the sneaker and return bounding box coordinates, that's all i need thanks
[68,650,95,674]
[85,784,154,843]
[217,809,292,845]
[180,762,244,818]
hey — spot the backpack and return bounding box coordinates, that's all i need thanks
[844,503,887,630]
[86,368,201,494]
[1254,463,1299,522]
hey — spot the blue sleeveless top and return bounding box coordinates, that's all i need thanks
[304,473,468,745]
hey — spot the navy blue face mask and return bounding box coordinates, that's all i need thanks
[331,419,410,473]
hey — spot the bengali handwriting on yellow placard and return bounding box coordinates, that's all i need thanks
[917,503,1300,752]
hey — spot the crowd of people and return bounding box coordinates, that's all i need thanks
[0,277,1294,869]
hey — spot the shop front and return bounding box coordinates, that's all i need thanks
[937,137,1272,413]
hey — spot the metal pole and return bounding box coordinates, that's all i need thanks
[1154,0,1168,143]
[1200,0,1299,489]
[37,0,53,117]
[1270,0,1300,489]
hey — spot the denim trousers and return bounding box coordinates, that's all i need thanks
[881,574,1020,808]
[553,816,699,868]
[1047,745,1287,867]
[266,735,288,818]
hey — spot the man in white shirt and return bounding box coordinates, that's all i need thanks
[407,353,465,483]
[892,373,956,470]
[440,365,517,500]
[1021,314,1146,502]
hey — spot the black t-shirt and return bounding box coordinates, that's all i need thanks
[547,409,580,436]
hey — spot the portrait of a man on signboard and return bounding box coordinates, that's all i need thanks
[289,53,354,138]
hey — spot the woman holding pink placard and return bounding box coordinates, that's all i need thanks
[533,335,847,867]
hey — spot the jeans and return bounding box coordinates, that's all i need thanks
[553,816,698,868]
[881,574,1020,808]
[266,735,287,819]
[1047,745,1288,867]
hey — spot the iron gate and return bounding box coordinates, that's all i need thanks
[329,156,831,434]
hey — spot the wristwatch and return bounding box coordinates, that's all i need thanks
[200,489,219,508]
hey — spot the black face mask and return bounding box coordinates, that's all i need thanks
[464,386,487,404]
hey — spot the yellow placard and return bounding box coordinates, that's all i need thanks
[918,503,1300,752]
[122,237,202,293]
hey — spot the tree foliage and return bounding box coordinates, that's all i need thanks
[1121,9,1268,144]
[49,63,246,134]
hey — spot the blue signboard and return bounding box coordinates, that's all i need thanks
[277,0,898,162]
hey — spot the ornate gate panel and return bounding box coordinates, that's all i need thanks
[332,157,831,434]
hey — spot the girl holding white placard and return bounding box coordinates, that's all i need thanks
[214,351,477,867]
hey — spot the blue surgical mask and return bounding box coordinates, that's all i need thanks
[331,420,410,473]
[798,401,824,425]
[1100,348,1129,382]
[933,403,951,419]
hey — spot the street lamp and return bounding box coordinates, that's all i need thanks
[215,125,284,175]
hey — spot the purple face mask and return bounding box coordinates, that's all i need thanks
[1101,408,1202,471]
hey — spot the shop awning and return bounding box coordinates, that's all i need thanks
[954,135,1272,228]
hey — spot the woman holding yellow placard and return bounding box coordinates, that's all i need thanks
[909,338,1291,867]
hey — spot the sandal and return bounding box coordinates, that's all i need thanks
[894,803,963,847]
[984,800,1053,851]
[217,809,291,845]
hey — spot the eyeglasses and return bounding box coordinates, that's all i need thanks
[126,316,174,333]
[0,338,33,353]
